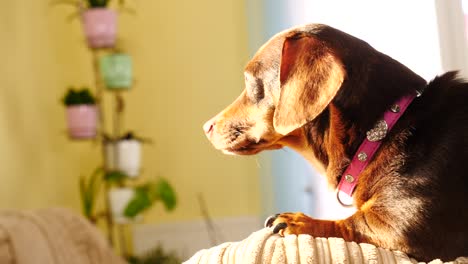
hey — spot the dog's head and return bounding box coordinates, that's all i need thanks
[203,24,425,157]
[203,24,345,155]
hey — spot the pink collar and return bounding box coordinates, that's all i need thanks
[337,91,420,206]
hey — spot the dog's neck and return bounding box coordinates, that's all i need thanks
[285,79,427,189]
[336,91,419,205]
[278,105,348,181]
[280,50,428,189]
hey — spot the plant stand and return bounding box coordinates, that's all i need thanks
[92,50,137,256]
[61,4,176,259]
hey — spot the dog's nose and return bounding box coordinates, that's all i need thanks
[203,119,215,136]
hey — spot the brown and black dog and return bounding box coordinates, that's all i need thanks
[203,24,468,261]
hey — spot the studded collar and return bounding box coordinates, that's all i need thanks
[336,90,421,206]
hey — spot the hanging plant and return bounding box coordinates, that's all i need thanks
[105,132,151,177]
[100,52,133,89]
[62,87,98,139]
[50,0,129,48]
[103,170,136,224]
[104,171,177,224]
[81,7,117,49]
[109,186,137,224]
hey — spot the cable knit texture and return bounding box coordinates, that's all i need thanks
[0,208,126,264]
[184,228,468,264]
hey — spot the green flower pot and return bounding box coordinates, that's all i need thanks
[100,53,133,89]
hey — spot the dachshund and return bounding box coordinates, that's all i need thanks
[203,24,468,261]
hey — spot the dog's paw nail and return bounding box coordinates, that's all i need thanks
[264,214,280,227]
[273,222,287,234]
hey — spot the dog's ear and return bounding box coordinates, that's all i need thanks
[273,33,345,135]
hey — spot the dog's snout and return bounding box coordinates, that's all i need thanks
[203,118,216,136]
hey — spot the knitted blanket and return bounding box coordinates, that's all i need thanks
[184,228,468,264]
[0,208,125,264]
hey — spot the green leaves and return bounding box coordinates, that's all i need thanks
[62,87,96,106]
[88,0,110,7]
[50,0,129,11]
[123,178,177,218]
[87,0,127,8]
[104,170,127,185]
[126,245,181,264]
[156,179,177,211]
[123,187,152,217]
[78,166,177,221]
[79,167,104,220]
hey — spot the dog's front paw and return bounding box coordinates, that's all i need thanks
[264,212,314,236]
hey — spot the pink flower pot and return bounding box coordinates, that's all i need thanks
[81,8,117,49]
[66,105,98,139]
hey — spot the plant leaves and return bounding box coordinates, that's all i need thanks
[88,0,109,7]
[124,188,151,217]
[79,175,90,217]
[88,167,104,211]
[63,87,95,106]
[89,167,104,189]
[122,178,177,218]
[104,170,127,185]
[154,179,177,211]
[78,88,96,104]
[78,167,104,219]
[126,244,182,264]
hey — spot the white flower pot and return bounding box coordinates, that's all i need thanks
[104,139,141,177]
[116,139,141,177]
[108,187,135,224]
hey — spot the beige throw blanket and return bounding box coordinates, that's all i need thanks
[184,228,468,264]
[0,208,126,264]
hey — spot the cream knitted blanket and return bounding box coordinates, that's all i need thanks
[184,228,468,264]
[0,208,126,264]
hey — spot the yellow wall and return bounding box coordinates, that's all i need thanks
[0,1,259,223]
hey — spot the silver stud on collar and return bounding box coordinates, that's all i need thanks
[366,120,388,142]
[357,152,367,161]
[345,174,355,183]
[390,104,400,113]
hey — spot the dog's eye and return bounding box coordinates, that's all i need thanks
[249,78,265,102]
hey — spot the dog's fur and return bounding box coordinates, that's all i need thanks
[203,24,468,261]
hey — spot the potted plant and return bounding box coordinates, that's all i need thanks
[105,132,150,177]
[100,52,133,89]
[99,170,130,223]
[79,170,132,224]
[80,0,123,48]
[51,0,132,48]
[105,171,176,224]
[62,87,98,139]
